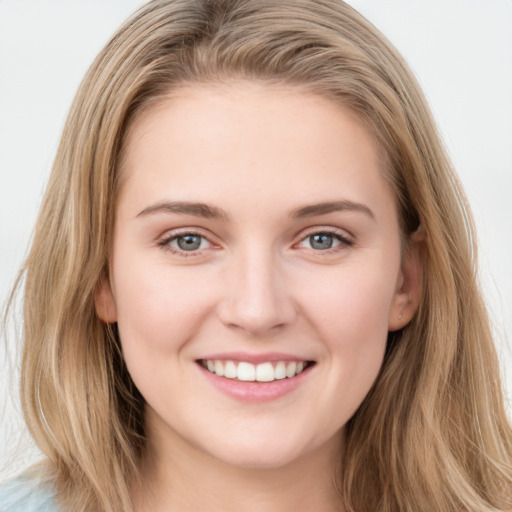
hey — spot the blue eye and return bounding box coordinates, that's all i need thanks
[308,233,337,250]
[175,234,203,251]
[298,231,352,251]
[161,233,212,253]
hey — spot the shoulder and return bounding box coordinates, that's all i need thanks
[0,475,60,512]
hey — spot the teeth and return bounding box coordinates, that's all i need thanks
[202,359,310,382]
[237,362,256,381]
[224,360,238,379]
[274,361,287,380]
[286,362,297,378]
[255,362,274,382]
[214,360,224,377]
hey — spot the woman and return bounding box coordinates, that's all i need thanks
[2,1,511,511]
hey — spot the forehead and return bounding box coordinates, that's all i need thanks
[118,82,394,219]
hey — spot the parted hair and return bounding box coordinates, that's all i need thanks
[9,1,512,511]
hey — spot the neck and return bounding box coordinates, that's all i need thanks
[134,419,346,512]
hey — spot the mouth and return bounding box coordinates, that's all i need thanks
[197,359,316,383]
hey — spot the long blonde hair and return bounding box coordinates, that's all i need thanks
[9,1,512,510]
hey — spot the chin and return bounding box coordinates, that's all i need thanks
[201,431,332,471]
[214,449,305,471]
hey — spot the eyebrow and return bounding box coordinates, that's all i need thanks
[136,201,228,220]
[136,199,375,221]
[290,200,375,220]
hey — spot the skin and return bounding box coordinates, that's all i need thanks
[96,82,421,512]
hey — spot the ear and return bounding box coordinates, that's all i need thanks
[388,227,424,331]
[94,274,118,323]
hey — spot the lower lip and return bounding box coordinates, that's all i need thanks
[197,364,314,402]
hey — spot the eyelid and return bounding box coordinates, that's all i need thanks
[295,226,354,252]
[156,225,354,257]
[157,228,219,256]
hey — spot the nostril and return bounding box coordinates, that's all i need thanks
[216,299,298,336]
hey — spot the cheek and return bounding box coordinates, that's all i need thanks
[299,263,397,342]
[296,263,397,406]
[112,253,217,358]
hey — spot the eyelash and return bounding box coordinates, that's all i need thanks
[157,228,354,257]
[158,229,214,257]
[296,228,354,254]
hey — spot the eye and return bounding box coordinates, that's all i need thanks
[306,233,339,250]
[159,232,212,254]
[297,230,353,251]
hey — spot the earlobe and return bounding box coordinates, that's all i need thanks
[94,274,118,323]
[388,227,425,332]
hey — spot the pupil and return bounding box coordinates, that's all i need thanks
[177,235,201,251]
[310,233,333,250]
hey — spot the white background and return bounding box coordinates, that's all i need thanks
[1,1,511,479]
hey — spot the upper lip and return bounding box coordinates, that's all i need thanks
[197,351,314,364]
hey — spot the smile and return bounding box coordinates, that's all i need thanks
[199,359,313,382]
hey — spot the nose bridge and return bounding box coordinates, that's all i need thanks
[217,241,296,335]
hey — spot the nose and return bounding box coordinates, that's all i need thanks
[216,247,297,336]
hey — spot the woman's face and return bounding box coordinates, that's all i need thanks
[96,83,420,469]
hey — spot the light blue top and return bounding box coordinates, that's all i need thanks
[0,475,59,512]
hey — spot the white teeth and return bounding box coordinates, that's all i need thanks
[237,362,256,381]
[214,360,224,377]
[256,362,274,382]
[224,360,237,379]
[274,361,287,380]
[203,359,310,382]
[286,361,297,378]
